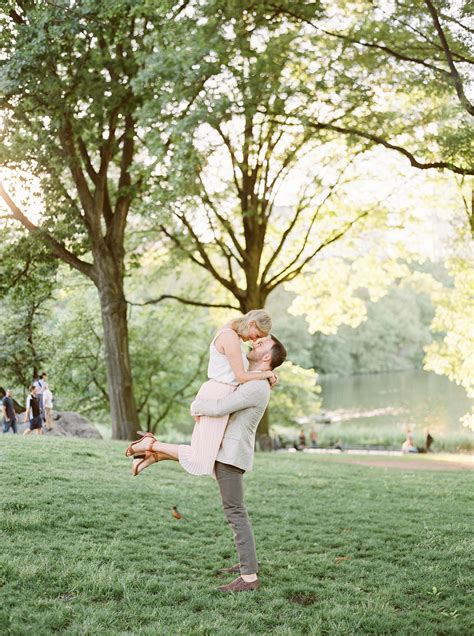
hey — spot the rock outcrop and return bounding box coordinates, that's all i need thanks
[16,411,102,438]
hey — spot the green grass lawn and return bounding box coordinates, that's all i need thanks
[1,437,472,635]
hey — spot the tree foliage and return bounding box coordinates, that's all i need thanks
[145,2,408,316]
[0,0,200,438]
[286,255,411,335]
[311,282,435,375]
[269,272,437,376]
[280,0,473,174]
[0,225,57,392]
[424,255,474,430]
[43,261,213,430]
[269,362,321,428]
[141,0,472,321]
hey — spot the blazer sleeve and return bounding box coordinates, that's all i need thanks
[191,381,268,418]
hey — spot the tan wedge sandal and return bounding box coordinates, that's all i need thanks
[125,432,157,457]
[131,451,159,476]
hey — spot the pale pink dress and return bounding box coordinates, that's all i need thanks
[178,329,248,477]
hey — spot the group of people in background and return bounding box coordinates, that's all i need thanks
[2,371,54,435]
[296,427,319,450]
[401,429,434,454]
[281,426,434,454]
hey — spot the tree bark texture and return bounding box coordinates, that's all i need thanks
[96,254,140,440]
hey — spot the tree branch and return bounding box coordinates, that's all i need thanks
[0,181,95,280]
[439,12,474,36]
[9,9,26,24]
[257,122,286,215]
[128,294,240,311]
[261,156,354,286]
[260,187,309,284]
[271,4,449,75]
[273,3,473,115]
[199,194,241,287]
[304,120,473,176]
[109,112,135,247]
[159,221,242,300]
[197,172,246,265]
[59,120,99,233]
[266,210,370,292]
[159,223,207,269]
[266,133,312,205]
[424,0,474,116]
[170,0,192,21]
[77,137,99,185]
[215,125,244,201]
[174,212,243,297]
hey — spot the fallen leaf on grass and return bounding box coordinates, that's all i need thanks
[288,593,319,606]
[335,556,351,564]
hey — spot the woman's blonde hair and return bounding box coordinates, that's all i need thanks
[232,309,272,338]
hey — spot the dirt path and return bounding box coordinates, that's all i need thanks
[316,454,474,472]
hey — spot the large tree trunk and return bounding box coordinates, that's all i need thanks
[96,256,140,440]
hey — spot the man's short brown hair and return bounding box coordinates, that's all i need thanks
[269,334,287,369]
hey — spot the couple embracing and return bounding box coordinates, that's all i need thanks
[125,309,287,593]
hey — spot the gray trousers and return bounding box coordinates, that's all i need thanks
[215,461,258,575]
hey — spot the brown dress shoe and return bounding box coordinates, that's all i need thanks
[218,563,241,574]
[218,577,260,593]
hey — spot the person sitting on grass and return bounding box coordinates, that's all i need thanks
[401,433,418,454]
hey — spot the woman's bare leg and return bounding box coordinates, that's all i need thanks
[129,436,180,460]
[129,437,183,474]
[151,441,179,460]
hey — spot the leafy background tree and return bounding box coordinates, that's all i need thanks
[280,0,473,174]
[0,0,204,438]
[269,276,436,376]
[424,204,474,431]
[268,362,321,430]
[0,225,57,398]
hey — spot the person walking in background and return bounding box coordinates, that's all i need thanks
[2,389,18,434]
[33,371,48,421]
[43,384,54,431]
[22,385,43,436]
[310,428,318,448]
[298,428,306,449]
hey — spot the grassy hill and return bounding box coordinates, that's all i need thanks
[0,437,472,635]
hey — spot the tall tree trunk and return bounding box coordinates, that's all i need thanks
[96,255,139,440]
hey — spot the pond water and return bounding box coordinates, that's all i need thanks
[318,369,473,447]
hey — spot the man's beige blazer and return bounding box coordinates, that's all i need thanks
[191,379,271,472]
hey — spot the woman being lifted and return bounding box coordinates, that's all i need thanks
[126,309,276,476]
